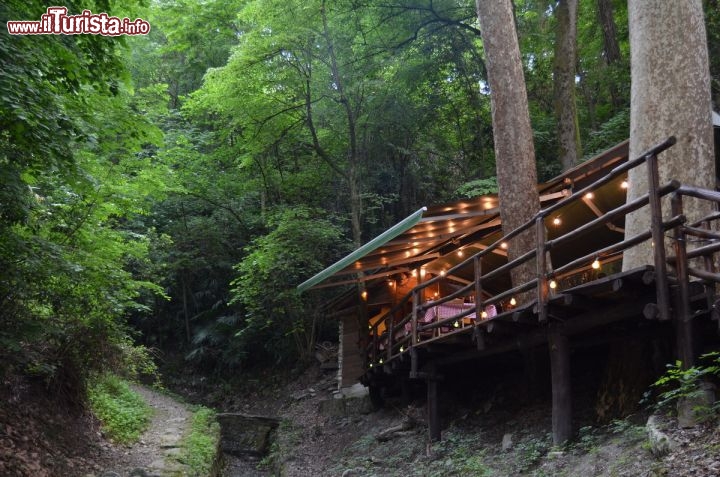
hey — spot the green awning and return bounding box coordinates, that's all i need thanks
[297,207,427,293]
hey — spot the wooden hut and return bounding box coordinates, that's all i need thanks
[298,138,720,443]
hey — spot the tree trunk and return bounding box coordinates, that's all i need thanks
[553,0,582,171]
[476,0,540,290]
[597,0,621,64]
[623,0,715,270]
[596,0,623,111]
[321,0,363,249]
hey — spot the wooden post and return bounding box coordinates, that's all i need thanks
[646,153,671,321]
[536,217,548,322]
[474,255,484,318]
[474,255,485,350]
[387,312,395,362]
[549,327,572,445]
[411,290,419,347]
[427,364,441,442]
[671,193,695,368]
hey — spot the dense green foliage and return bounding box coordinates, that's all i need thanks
[87,374,153,444]
[1,0,718,378]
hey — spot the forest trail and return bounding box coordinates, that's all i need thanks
[94,386,193,477]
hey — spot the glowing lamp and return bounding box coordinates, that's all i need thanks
[592,258,601,270]
[510,297,517,306]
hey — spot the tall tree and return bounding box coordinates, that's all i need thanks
[553,0,582,170]
[623,1,715,269]
[476,0,540,287]
[596,0,623,111]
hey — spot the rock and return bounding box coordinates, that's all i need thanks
[292,391,310,401]
[501,433,513,451]
[340,383,369,399]
[647,415,675,456]
[677,381,716,428]
[547,451,565,459]
[318,394,374,417]
[341,468,362,477]
[216,413,281,458]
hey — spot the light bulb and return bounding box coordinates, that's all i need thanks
[585,192,594,200]
[500,242,508,250]
[510,297,517,306]
[553,217,561,226]
[621,180,629,189]
[592,258,601,270]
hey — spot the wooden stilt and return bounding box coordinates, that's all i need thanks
[549,328,572,445]
[671,193,696,369]
[427,364,441,442]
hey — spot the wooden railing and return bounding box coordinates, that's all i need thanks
[365,136,719,370]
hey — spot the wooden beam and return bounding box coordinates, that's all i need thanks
[549,328,572,446]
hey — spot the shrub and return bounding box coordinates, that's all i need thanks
[649,352,720,422]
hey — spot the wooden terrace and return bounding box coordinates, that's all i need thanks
[358,137,720,443]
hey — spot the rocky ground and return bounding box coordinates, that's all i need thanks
[2,363,719,477]
[192,364,720,477]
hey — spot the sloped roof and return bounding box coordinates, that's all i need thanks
[298,141,629,292]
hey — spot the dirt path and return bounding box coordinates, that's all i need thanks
[95,385,193,477]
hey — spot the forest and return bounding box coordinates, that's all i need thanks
[2,0,720,431]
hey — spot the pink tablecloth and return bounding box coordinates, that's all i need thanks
[404,302,497,334]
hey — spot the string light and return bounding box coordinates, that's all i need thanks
[500,242,508,250]
[585,192,594,200]
[457,249,464,258]
[379,358,383,364]
[549,279,557,290]
[621,179,629,189]
[440,270,446,277]
[553,217,561,226]
[361,290,368,300]
[411,269,417,277]
[510,297,517,306]
[592,258,601,270]
[453,321,460,328]
[481,311,488,319]
[400,346,404,353]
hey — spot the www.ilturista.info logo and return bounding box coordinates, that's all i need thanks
[7,7,150,36]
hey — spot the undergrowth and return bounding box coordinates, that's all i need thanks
[86,374,152,444]
[180,406,221,476]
